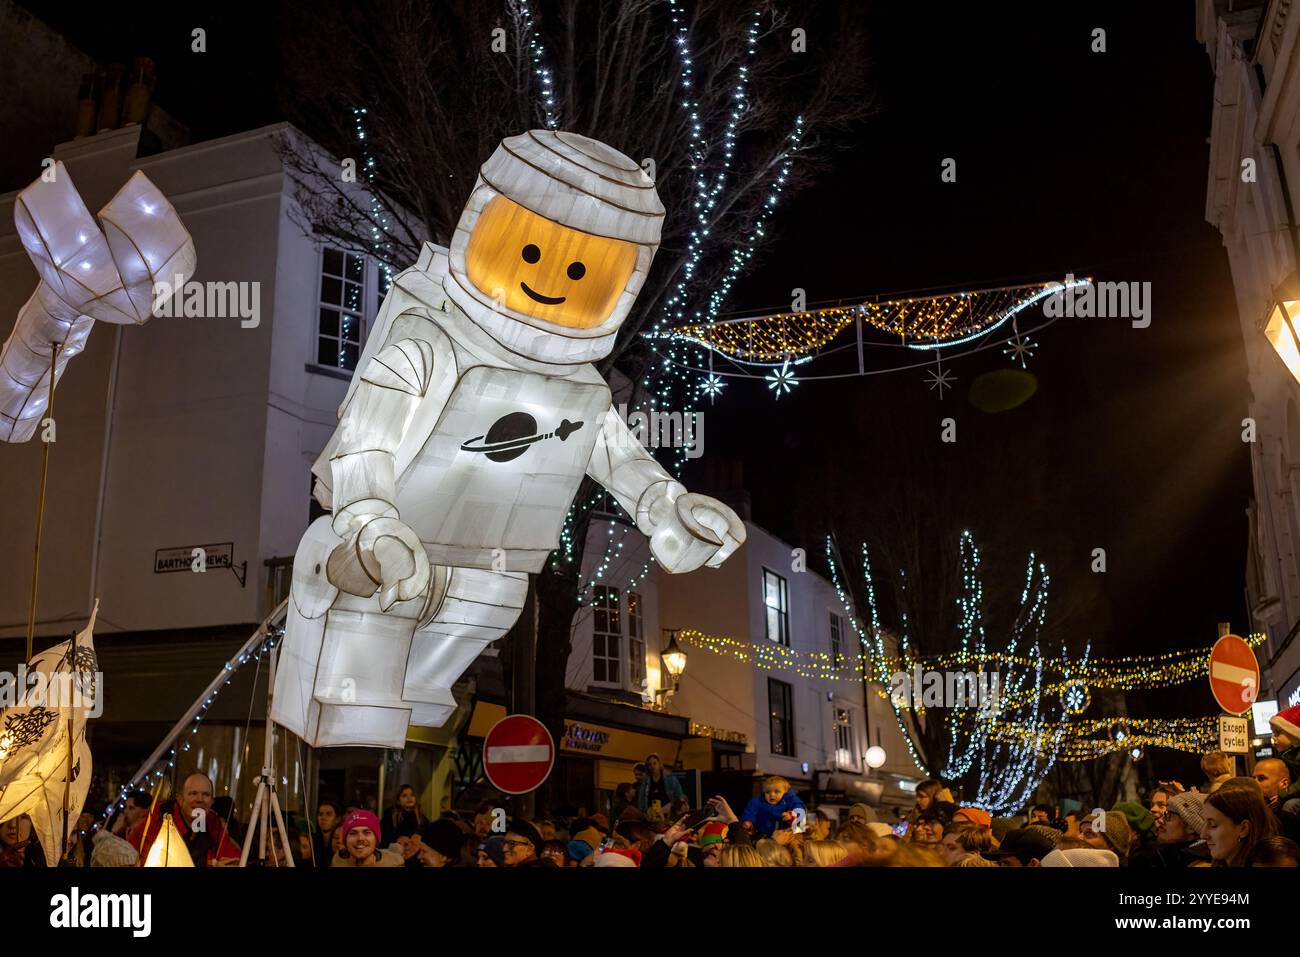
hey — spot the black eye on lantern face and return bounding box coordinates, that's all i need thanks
[567,261,586,280]
[521,244,541,263]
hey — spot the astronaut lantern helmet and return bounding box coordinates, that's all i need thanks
[445,130,665,364]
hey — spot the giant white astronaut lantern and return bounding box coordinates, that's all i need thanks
[272,131,746,748]
[0,163,195,442]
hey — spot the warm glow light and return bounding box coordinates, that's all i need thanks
[864,745,887,769]
[1264,301,1300,382]
[662,631,687,681]
[465,196,638,329]
[143,815,194,867]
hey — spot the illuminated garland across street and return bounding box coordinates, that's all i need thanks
[675,627,1264,692]
[668,279,1091,363]
[681,627,1237,761]
[963,715,1226,761]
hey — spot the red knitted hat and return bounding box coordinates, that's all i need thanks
[1271,704,1300,741]
[699,821,729,846]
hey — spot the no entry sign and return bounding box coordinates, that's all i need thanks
[483,714,555,795]
[1209,634,1260,716]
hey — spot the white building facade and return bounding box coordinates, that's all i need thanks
[565,510,923,816]
[1199,0,1300,715]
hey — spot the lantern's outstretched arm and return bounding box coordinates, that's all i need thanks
[586,407,745,573]
[0,162,195,442]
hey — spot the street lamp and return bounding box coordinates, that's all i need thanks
[1262,273,1300,384]
[661,629,687,685]
[651,629,688,710]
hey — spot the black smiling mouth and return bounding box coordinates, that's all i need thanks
[520,281,566,305]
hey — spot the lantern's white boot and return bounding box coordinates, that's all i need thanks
[274,132,746,749]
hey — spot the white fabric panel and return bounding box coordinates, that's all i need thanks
[404,567,527,705]
[395,364,611,570]
[0,164,194,442]
[482,130,664,243]
[0,607,98,865]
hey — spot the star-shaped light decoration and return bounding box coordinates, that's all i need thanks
[766,359,798,397]
[702,373,725,400]
[923,355,955,399]
[1003,333,1038,368]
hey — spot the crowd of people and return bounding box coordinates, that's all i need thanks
[6,703,1300,869]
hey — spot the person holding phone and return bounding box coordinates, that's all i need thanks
[636,753,685,813]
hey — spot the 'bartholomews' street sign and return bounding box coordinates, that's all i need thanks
[154,543,234,573]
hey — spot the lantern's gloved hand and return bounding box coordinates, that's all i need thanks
[637,483,745,574]
[326,516,431,610]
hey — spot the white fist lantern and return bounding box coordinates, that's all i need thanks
[0,164,195,442]
[272,131,745,748]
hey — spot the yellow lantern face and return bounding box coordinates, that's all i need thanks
[465,196,639,329]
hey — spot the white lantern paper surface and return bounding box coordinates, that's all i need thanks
[0,603,99,866]
[272,132,746,748]
[0,163,195,442]
[142,814,194,868]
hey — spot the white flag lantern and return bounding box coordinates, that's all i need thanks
[273,131,747,748]
[0,603,100,866]
[0,164,195,442]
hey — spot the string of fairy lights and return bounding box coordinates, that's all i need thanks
[518,0,559,130]
[93,630,281,835]
[676,621,1242,764]
[959,715,1228,761]
[643,2,775,474]
[664,278,1092,373]
[703,116,805,327]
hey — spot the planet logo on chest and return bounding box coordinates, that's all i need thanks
[460,411,585,463]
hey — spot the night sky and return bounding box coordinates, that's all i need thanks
[15,0,1251,785]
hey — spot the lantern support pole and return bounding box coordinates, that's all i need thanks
[26,341,60,662]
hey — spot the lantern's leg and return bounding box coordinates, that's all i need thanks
[404,565,529,727]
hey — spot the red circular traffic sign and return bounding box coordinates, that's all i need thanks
[1209,634,1260,716]
[482,714,555,795]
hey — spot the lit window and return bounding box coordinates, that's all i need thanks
[769,678,794,756]
[764,569,789,646]
[592,585,622,684]
[317,248,366,370]
[834,707,856,769]
[628,591,645,688]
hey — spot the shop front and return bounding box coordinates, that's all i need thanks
[463,698,703,814]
